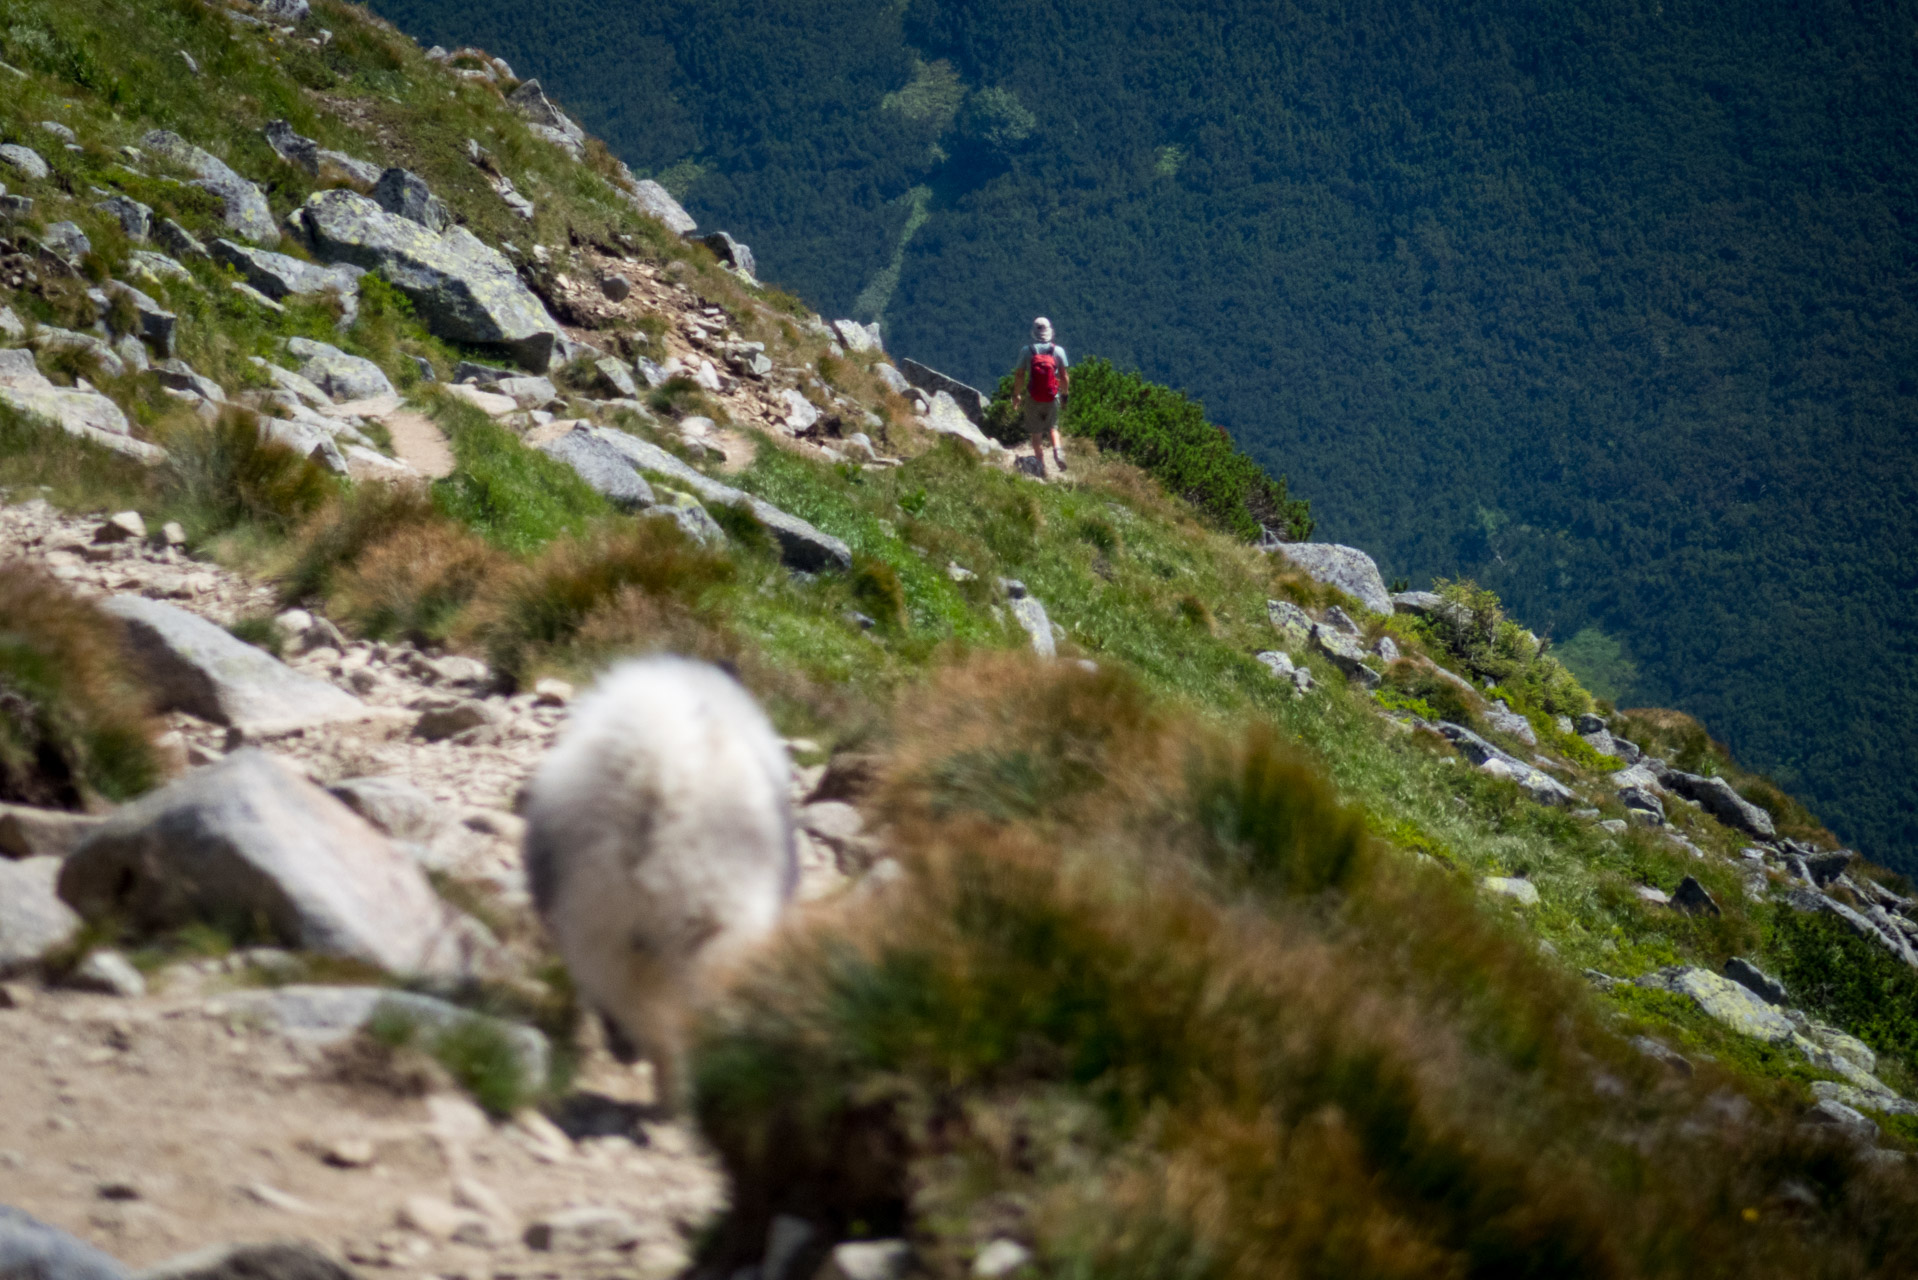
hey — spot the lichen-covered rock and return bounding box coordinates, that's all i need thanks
[371,167,450,232]
[140,130,277,244]
[210,238,364,301]
[286,336,395,402]
[1637,966,1794,1042]
[1310,623,1380,688]
[294,189,560,369]
[1274,543,1393,615]
[94,194,152,241]
[0,348,164,462]
[1266,599,1313,647]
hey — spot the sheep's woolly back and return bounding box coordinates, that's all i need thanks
[523,658,795,1031]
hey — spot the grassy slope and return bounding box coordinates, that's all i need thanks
[3,1,1918,1273]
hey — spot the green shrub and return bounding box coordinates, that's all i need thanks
[0,563,161,808]
[994,360,1313,541]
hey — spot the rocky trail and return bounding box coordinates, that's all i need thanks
[0,498,873,1280]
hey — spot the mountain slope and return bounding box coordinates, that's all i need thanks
[359,0,1918,871]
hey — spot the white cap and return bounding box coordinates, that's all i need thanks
[1032,316,1053,341]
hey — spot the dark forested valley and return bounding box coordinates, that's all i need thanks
[365,0,1918,869]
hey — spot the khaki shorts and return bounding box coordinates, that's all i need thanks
[1023,398,1060,440]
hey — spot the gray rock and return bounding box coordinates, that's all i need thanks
[817,1240,912,1280]
[1481,876,1540,907]
[153,219,207,261]
[537,430,657,510]
[695,231,755,279]
[1630,1035,1693,1076]
[413,699,497,742]
[1575,713,1607,735]
[624,178,695,234]
[1671,875,1721,917]
[452,360,516,387]
[899,358,993,428]
[136,1243,354,1280]
[1321,604,1361,636]
[972,1240,1031,1279]
[875,362,911,396]
[284,338,394,402]
[210,239,363,302]
[326,776,450,845]
[38,121,75,143]
[0,194,31,221]
[1255,650,1295,678]
[492,375,557,407]
[319,151,382,186]
[1434,722,1575,806]
[101,594,368,734]
[293,189,560,369]
[1273,543,1393,615]
[0,349,162,462]
[42,221,90,266]
[1266,599,1313,647]
[832,319,884,354]
[924,391,1001,457]
[1800,849,1854,886]
[1310,624,1380,689]
[0,803,103,859]
[0,305,21,341]
[1724,957,1788,1006]
[1618,785,1665,823]
[0,144,49,181]
[1637,966,1795,1041]
[0,1203,131,1280]
[572,426,852,571]
[370,168,449,233]
[524,1207,641,1253]
[140,131,277,244]
[1372,635,1399,664]
[0,858,81,975]
[1805,1098,1879,1140]
[93,281,176,356]
[598,273,631,302]
[1658,770,1776,839]
[647,493,727,548]
[1389,590,1468,626]
[61,751,496,979]
[68,949,145,997]
[507,81,586,158]
[94,195,152,241]
[262,119,320,173]
[258,0,310,21]
[95,511,147,543]
[218,985,545,1084]
[1483,700,1537,747]
[594,357,637,398]
[1009,595,1056,658]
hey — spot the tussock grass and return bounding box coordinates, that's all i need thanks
[161,408,334,539]
[696,657,1918,1277]
[0,563,161,808]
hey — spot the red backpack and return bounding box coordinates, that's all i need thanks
[1028,343,1062,402]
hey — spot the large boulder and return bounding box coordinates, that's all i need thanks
[898,357,987,424]
[286,337,395,402]
[210,239,364,301]
[921,391,1000,457]
[0,857,81,975]
[1658,769,1777,839]
[293,189,560,369]
[0,1204,130,1280]
[537,429,658,510]
[101,594,370,736]
[626,178,695,234]
[1266,599,1313,647]
[1272,543,1393,615]
[693,231,756,279]
[1637,967,1794,1043]
[833,319,884,355]
[575,426,852,571]
[59,750,496,979]
[139,131,277,244]
[0,349,164,463]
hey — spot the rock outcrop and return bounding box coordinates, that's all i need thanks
[293,189,561,369]
[0,349,165,462]
[898,358,987,425]
[139,131,277,244]
[1273,543,1394,615]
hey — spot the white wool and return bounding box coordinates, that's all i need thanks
[522,656,793,1101]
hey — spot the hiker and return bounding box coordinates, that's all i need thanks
[1015,316,1071,476]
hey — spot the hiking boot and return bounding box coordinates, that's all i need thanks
[1053,447,1068,471]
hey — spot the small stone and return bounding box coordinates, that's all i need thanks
[322,1138,377,1168]
[598,274,631,302]
[95,1180,141,1202]
[243,1182,317,1214]
[414,699,497,742]
[817,1240,913,1280]
[159,522,187,547]
[1634,885,1671,906]
[1481,876,1540,907]
[523,1207,642,1253]
[532,678,573,707]
[94,511,146,543]
[68,950,146,998]
[399,1195,475,1240]
[972,1239,1032,1279]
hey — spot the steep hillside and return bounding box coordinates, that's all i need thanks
[356,0,1918,873]
[6,1,1918,1278]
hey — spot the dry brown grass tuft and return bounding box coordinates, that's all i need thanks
[331,518,505,644]
[0,562,162,808]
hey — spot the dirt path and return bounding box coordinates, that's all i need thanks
[380,408,456,479]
